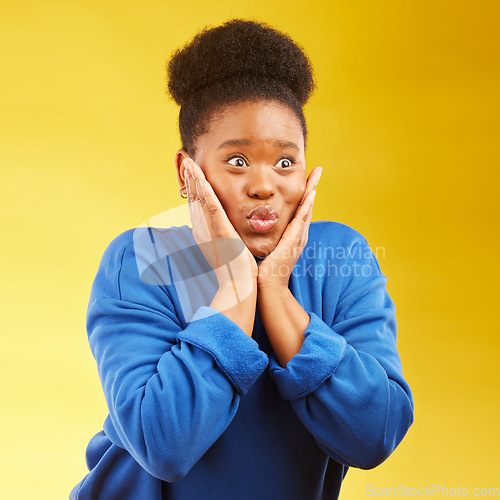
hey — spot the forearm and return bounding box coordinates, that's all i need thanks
[256,285,310,366]
[90,295,268,481]
[211,279,257,337]
[287,347,414,469]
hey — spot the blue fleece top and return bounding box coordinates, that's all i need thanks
[71,221,414,500]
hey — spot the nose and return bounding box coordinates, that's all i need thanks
[246,164,276,199]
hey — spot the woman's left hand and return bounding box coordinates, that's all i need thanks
[257,166,322,289]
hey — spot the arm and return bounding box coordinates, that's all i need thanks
[256,165,322,365]
[210,269,258,337]
[256,285,309,366]
[266,238,414,469]
[88,232,268,482]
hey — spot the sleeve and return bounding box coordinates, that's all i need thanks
[87,232,269,482]
[268,236,414,470]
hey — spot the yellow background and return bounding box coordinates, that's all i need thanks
[1,1,499,498]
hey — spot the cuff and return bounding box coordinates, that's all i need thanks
[269,312,347,400]
[178,306,269,395]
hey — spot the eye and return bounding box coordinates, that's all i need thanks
[276,156,296,168]
[226,155,248,167]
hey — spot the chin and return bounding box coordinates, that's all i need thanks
[244,235,277,258]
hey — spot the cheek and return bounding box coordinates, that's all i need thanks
[278,180,306,224]
[283,181,306,208]
[203,170,229,201]
[206,177,242,220]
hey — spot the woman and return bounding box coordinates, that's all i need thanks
[71,18,414,500]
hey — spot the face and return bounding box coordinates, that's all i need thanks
[177,99,307,257]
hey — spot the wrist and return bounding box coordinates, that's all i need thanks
[257,278,290,294]
[256,284,290,316]
[214,279,257,305]
[211,280,257,337]
[214,259,258,288]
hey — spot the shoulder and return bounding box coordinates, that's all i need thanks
[305,220,383,275]
[99,225,194,263]
[99,228,136,261]
[90,225,195,298]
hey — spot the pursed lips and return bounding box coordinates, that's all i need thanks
[246,205,278,233]
[247,205,278,220]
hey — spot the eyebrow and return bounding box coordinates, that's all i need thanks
[217,139,300,152]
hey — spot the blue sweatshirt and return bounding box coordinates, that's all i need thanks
[71,221,414,499]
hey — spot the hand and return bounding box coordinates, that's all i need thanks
[257,166,322,290]
[184,158,258,299]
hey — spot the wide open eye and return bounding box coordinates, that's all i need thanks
[276,156,296,168]
[226,155,248,167]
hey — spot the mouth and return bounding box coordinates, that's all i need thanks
[246,205,278,234]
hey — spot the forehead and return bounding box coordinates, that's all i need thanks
[202,99,304,150]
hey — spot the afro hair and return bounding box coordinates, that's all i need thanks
[166,18,316,157]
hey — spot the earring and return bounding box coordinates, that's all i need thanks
[179,186,187,199]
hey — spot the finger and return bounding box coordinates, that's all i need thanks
[296,166,321,237]
[200,179,240,241]
[184,168,199,233]
[309,166,323,186]
[185,158,225,217]
[185,166,211,244]
[196,177,221,242]
[304,166,322,196]
[297,188,316,229]
[185,166,227,269]
[194,175,206,208]
[187,160,222,222]
[293,166,321,222]
[290,189,316,252]
[274,188,316,253]
[295,186,317,223]
[184,157,208,186]
[185,159,217,216]
[299,190,316,245]
[184,162,199,203]
[185,159,212,220]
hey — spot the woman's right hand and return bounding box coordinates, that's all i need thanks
[183,158,258,328]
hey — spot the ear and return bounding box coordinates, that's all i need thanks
[174,149,190,190]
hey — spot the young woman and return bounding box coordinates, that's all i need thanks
[71,18,414,500]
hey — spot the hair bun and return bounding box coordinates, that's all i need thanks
[167,18,315,107]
